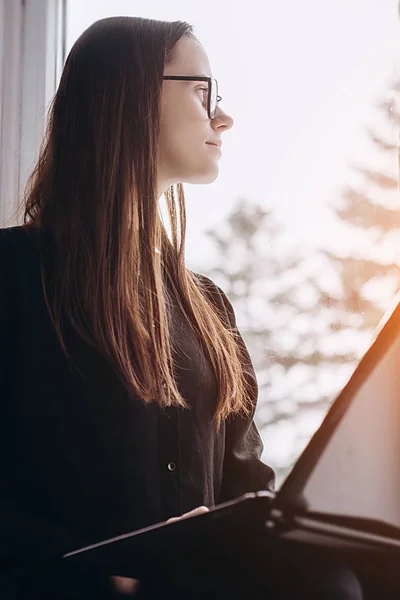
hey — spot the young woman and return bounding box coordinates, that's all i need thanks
[0,16,362,600]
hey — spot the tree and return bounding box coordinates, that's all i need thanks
[203,199,349,481]
[321,77,400,349]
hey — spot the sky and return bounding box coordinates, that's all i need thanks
[66,0,400,268]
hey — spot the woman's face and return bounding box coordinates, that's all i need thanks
[158,35,234,197]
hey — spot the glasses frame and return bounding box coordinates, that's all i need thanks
[162,76,222,119]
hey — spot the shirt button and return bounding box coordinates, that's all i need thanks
[167,462,176,472]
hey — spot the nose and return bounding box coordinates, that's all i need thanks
[212,106,234,131]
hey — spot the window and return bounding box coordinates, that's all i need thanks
[2,0,396,486]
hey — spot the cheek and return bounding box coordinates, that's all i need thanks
[159,96,207,152]
[160,119,205,161]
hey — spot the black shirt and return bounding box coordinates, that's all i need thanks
[0,224,275,567]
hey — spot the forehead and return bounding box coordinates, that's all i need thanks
[165,36,213,78]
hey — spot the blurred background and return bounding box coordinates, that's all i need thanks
[1,0,399,486]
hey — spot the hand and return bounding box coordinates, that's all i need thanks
[110,507,209,595]
[111,575,140,597]
[166,505,209,524]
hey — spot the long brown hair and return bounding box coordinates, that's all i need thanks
[16,16,252,430]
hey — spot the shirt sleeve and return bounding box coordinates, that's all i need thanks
[193,273,276,502]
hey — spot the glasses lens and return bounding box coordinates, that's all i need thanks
[210,79,217,118]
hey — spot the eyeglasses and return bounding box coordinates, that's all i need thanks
[162,76,222,119]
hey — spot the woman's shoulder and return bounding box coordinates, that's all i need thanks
[190,270,227,300]
[0,223,35,248]
[0,225,24,264]
[0,226,31,318]
[0,224,40,285]
[190,270,236,329]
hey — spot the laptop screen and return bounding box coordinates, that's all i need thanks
[277,295,400,531]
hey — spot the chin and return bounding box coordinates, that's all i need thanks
[189,166,219,185]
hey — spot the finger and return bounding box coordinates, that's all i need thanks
[166,516,180,524]
[166,506,209,523]
[184,506,209,517]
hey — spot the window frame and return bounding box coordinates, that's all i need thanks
[0,0,66,226]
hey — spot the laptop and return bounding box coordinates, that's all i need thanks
[63,293,400,578]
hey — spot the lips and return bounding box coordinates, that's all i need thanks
[206,141,222,148]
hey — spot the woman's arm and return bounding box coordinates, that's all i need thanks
[193,273,276,502]
[217,404,275,503]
